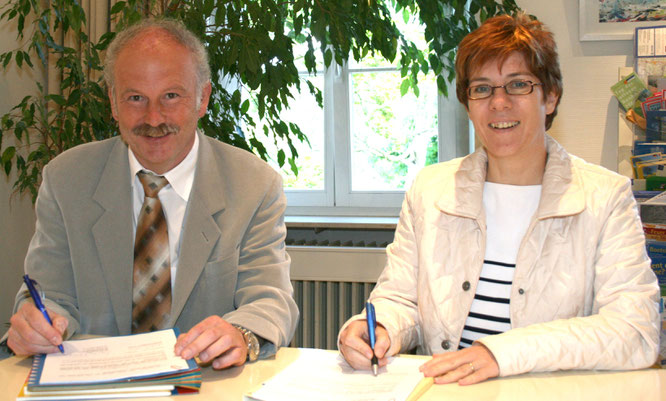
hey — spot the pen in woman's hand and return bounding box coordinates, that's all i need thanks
[366,301,378,375]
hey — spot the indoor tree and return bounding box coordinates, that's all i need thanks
[0,0,520,201]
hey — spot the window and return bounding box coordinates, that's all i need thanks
[258,16,472,216]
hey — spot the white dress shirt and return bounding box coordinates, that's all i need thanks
[129,133,199,288]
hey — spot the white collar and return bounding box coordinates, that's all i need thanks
[128,132,199,202]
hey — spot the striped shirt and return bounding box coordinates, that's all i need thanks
[459,182,541,349]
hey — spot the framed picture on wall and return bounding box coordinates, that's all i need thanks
[579,0,666,41]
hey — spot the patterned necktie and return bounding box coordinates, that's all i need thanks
[132,171,171,333]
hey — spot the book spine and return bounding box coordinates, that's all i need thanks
[27,354,45,388]
[647,239,666,256]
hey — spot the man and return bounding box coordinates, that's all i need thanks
[3,18,298,369]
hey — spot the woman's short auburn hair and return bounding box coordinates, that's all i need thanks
[455,13,563,130]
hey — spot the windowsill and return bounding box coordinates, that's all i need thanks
[285,215,398,230]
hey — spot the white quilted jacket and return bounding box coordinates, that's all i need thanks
[343,136,660,376]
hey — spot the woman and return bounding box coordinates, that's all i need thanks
[338,13,659,385]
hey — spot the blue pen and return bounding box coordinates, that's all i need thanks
[365,301,378,376]
[23,275,65,353]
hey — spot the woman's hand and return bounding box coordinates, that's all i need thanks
[338,320,391,371]
[419,343,499,385]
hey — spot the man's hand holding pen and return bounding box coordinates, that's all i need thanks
[7,302,68,356]
[338,316,391,373]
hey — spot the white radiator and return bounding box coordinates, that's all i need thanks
[288,246,387,349]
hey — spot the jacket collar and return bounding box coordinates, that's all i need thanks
[435,135,585,220]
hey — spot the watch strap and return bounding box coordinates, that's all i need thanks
[232,324,260,362]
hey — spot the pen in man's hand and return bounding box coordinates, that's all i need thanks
[23,274,65,353]
[365,301,378,376]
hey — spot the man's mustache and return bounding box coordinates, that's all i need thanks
[132,123,179,137]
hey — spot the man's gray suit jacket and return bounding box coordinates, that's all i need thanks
[11,132,298,357]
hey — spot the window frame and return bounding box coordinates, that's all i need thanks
[284,62,472,217]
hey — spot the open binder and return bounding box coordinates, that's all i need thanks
[16,329,201,400]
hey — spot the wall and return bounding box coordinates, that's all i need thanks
[0,3,41,328]
[0,1,642,328]
[518,0,633,170]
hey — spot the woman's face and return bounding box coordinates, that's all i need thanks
[466,52,558,165]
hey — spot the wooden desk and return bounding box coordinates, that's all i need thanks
[1,348,664,401]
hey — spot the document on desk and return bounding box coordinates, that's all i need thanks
[19,329,202,399]
[245,348,431,401]
[38,329,191,384]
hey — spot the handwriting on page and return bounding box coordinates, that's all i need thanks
[248,348,425,401]
[39,331,189,384]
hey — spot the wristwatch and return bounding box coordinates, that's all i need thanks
[232,324,260,362]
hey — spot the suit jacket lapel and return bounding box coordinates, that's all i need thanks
[91,139,134,334]
[171,134,225,322]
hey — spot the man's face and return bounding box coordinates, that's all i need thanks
[109,29,211,174]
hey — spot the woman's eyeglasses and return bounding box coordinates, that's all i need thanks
[467,80,542,100]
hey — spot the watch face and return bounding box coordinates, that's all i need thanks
[247,333,260,361]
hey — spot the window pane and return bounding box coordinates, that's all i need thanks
[282,76,325,190]
[349,71,438,191]
[251,76,325,190]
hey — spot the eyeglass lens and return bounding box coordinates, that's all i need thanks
[468,80,539,99]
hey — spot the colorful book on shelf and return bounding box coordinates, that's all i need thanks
[647,176,666,191]
[644,223,666,241]
[611,71,651,111]
[636,159,666,179]
[647,239,666,257]
[650,255,666,296]
[631,153,663,178]
[633,190,663,203]
[634,141,666,156]
[641,93,664,118]
[646,110,666,142]
[16,329,201,400]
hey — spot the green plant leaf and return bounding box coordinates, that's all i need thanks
[241,99,250,114]
[1,146,16,175]
[277,149,285,167]
[400,78,410,96]
[2,51,11,69]
[324,49,332,67]
[22,51,33,68]
[51,96,67,107]
[288,156,298,175]
[110,1,126,15]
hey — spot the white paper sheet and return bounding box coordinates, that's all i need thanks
[246,348,426,401]
[39,330,190,384]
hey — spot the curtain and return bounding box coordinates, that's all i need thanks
[46,1,117,97]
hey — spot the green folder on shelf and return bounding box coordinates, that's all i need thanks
[611,72,651,111]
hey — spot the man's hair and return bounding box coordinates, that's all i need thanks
[104,18,211,97]
[455,13,562,130]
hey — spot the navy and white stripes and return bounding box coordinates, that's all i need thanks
[456,181,542,350]
[459,260,514,348]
